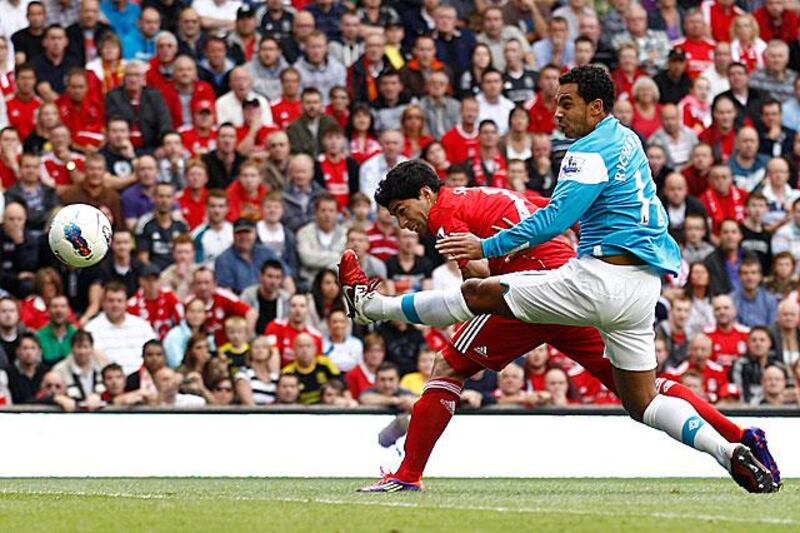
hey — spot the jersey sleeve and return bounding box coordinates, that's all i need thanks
[481,151,608,258]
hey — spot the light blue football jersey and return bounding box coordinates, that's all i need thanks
[482,115,681,276]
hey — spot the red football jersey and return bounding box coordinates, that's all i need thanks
[662,359,739,403]
[427,186,576,274]
[318,155,350,212]
[700,186,746,235]
[705,324,749,373]
[128,288,184,339]
[0,70,15,98]
[366,225,398,262]
[56,94,105,148]
[270,97,302,129]
[42,152,86,186]
[526,96,557,135]
[441,125,479,165]
[176,188,208,230]
[7,95,42,141]
[345,363,374,399]
[264,318,324,367]
[179,126,217,157]
[674,37,716,79]
[349,136,382,165]
[702,0,744,43]
[187,289,252,346]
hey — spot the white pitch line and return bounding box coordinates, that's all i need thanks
[2,490,794,527]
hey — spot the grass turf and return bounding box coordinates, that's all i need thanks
[0,478,797,532]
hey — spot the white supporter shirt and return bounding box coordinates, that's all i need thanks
[359,154,408,211]
[0,0,32,40]
[476,93,515,135]
[700,66,730,99]
[85,313,157,375]
[215,90,273,127]
[323,336,363,373]
[193,222,234,268]
[192,0,242,23]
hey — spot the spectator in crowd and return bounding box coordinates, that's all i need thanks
[294,31,346,105]
[215,217,282,295]
[494,362,549,408]
[769,297,800,370]
[441,96,480,164]
[264,292,322,366]
[190,189,232,268]
[457,43,492,99]
[650,104,699,168]
[359,129,406,210]
[385,229,433,294]
[86,32,126,95]
[702,42,733,98]
[203,123,244,189]
[707,294,751,373]
[476,70,514,137]
[181,100,218,158]
[662,173,707,240]
[52,329,105,403]
[731,14,767,72]
[432,5,476,78]
[631,76,663,140]
[66,0,112,65]
[656,295,692,367]
[400,104,433,159]
[345,332,383,399]
[105,60,172,150]
[674,8,715,80]
[226,160,267,222]
[663,333,736,404]
[759,99,796,157]
[135,183,189,270]
[754,0,799,43]
[740,192,773,274]
[33,24,80,100]
[371,71,413,134]
[758,364,793,405]
[682,143,715,198]
[0,296,24,363]
[269,67,302,131]
[704,218,744,294]
[400,34,449,100]
[612,43,646,102]
[281,332,340,405]
[34,371,82,411]
[154,366,206,407]
[163,297,214,369]
[127,263,182,340]
[732,326,780,404]
[262,131,292,190]
[655,49,692,106]
[323,308,362,374]
[100,362,153,406]
[678,77,712,134]
[681,213,715,265]
[0,203,40,298]
[762,157,800,230]
[502,39,537,106]
[782,76,800,129]
[12,2,47,64]
[346,225,387,279]
[256,192,299,274]
[296,192,346,285]
[749,39,797,103]
[4,152,58,236]
[176,332,215,403]
[701,165,746,237]
[306,268,344,335]
[122,6,161,61]
[732,255,778,327]
[533,16,573,70]
[158,236,198,303]
[241,259,291,335]
[287,87,336,158]
[359,361,417,411]
[234,334,280,405]
[35,295,76,365]
[476,6,531,72]
[282,153,324,233]
[729,127,768,192]
[99,117,135,184]
[218,315,250,373]
[772,197,800,261]
[328,13,362,69]
[7,332,48,404]
[85,282,157,375]
[613,4,671,76]
[94,229,140,301]
[348,32,393,105]
[274,373,300,404]
[121,154,157,230]
[216,66,272,127]
[248,37,287,103]
[766,251,799,297]
[700,96,739,162]
[57,69,106,152]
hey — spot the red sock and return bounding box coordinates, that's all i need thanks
[657,378,744,443]
[395,378,462,482]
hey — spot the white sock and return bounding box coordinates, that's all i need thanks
[363,289,475,327]
[643,394,737,470]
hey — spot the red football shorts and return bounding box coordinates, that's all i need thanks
[441,315,615,390]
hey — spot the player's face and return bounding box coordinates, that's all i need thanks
[387,187,435,236]
[555,83,600,139]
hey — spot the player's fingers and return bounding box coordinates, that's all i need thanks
[501,217,515,227]
[490,225,504,232]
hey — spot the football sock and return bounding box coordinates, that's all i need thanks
[656,378,744,443]
[643,394,736,470]
[363,289,475,327]
[395,378,463,482]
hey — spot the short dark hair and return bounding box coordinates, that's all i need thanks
[375,160,442,208]
[142,339,163,355]
[749,325,772,340]
[446,163,469,177]
[575,35,594,48]
[15,63,35,77]
[376,361,399,376]
[71,329,94,347]
[761,98,782,113]
[18,332,41,351]
[261,258,285,274]
[301,87,321,99]
[314,191,337,210]
[559,65,616,115]
[739,253,762,273]
[102,363,124,378]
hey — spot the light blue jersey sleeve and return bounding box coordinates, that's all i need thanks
[482,151,609,258]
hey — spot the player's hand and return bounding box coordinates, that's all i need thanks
[436,233,484,261]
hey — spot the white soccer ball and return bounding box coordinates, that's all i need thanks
[48,204,112,268]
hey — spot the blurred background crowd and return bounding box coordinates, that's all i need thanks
[0,0,799,411]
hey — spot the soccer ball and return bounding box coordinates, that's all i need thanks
[48,204,112,268]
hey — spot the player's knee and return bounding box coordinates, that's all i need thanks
[461,278,492,314]
[430,352,468,382]
[621,394,654,422]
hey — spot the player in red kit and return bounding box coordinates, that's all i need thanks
[264,293,323,367]
[127,265,184,339]
[343,161,779,492]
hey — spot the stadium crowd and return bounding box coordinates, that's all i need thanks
[0,0,799,411]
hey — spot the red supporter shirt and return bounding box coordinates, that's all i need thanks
[42,152,86,186]
[7,95,42,140]
[226,180,267,221]
[0,70,15,98]
[349,136,382,165]
[20,296,77,330]
[176,188,208,230]
[187,289,252,346]
[0,158,18,189]
[235,124,278,153]
[157,75,217,127]
[325,104,349,128]
[345,362,375,399]
[702,0,744,43]
[754,7,799,42]
[526,96,557,134]
[127,288,184,339]
[662,359,738,403]
[674,38,716,79]
[527,369,547,391]
[56,94,105,148]
[705,323,749,373]
[441,125,479,164]
[700,186,746,234]
[611,68,646,101]
[469,153,508,189]
[681,166,710,197]
[179,126,217,157]
[318,155,350,212]
[264,318,324,367]
[566,363,619,405]
[367,225,398,261]
[427,186,575,274]
[699,125,737,162]
[270,97,302,129]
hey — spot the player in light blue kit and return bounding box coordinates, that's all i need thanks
[342,66,779,492]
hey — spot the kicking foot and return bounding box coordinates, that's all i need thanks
[338,249,379,326]
[357,470,423,493]
[742,427,782,488]
[729,444,780,493]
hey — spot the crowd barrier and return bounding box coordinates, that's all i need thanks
[0,408,797,478]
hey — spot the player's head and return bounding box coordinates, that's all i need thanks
[375,160,442,236]
[555,65,615,138]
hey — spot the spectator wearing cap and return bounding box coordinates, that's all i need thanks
[85,282,157,375]
[270,67,302,130]
[66,0,112,65]
[287,87,337,157]
[749,39,798,104]
[203,122,245,189]
[194,0,242,32]
[12,2,47,65]
[348,32,393,104]
[56,69,105,152]
[122,6,160,61]
[105,60,173,150]
[296,192,346,285]
[655,49,693,105]
[33,24,80,100]
[135,182,189,269]
[282,153,325,233]
[294,31,346,106]
[432,5,476,80]
[328,12,363,69]
[248,37,288,102]
[197,36,235,97]
[225,6,258,63]
[180,99,218,158]
[216,66,273,127]
[215,217,283,294]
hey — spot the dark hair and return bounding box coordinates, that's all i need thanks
[18,332,41,350]
[558,65,616,115]
[575,35,594,48]
[71,329,94,347]
[727,61,747,74]
[15,63,36,77]
[261,258,285,274]
[446,163,469,177]
[142,339,164,356]
[739,252,762,273]
[104,281,128,295]
[44,24,65,38]
[301,87,322,98]
[218,121,237,133]
[749,325,773,341]
[376,361,399,376]
[101,363,124,378]
[760,98,782,113]
[375,160,442,208]
[746,191,767,205]
[346,103,376,138]
[314,191,338,210]
[508,105,529,129]
[478,119,499,131]
[311,268,344,319]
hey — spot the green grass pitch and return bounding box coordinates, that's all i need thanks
[0,478,796,532]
